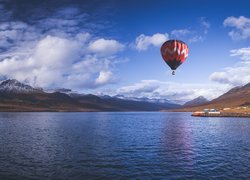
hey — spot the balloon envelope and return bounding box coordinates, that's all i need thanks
[160,40,188,70]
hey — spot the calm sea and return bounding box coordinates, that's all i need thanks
[0,112,249,179]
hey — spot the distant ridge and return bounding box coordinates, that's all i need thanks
[183,96,208,107]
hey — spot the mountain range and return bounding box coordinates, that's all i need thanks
[0,79,180,111]
[0,79,249,112]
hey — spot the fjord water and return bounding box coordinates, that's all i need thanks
[0,112,250,179]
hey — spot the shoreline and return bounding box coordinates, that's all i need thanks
[0,110,249,118]
[191,112,250,118]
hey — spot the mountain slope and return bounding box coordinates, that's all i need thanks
[209,82,250,107]
[177,82,250,111]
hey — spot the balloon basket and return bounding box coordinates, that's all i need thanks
[172,71,175,75]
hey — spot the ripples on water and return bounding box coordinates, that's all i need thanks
[0,112,250,179]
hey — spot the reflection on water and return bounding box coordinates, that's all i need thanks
[161,114,195,176]
[0,112,250,179]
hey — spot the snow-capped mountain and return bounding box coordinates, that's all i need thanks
[0,79,43,93]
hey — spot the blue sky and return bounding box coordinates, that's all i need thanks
[0,0,250,103]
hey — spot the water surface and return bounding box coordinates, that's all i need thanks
[0,112,250,179]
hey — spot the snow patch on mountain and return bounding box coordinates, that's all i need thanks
[0,79,43,93]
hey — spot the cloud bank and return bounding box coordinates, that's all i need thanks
[110,80,229,103]
[0,34,124,89]
[0,4,125,90]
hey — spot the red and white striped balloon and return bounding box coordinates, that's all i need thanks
[160,40,188,75]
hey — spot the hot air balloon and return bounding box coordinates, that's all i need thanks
[160,40,188,75]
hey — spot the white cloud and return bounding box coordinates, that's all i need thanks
[209,47,250,86]
[200,17,210,34]
[188,35,204,43]
[210,64,250,86]
[223,16,250,40]
[75,32,91,43]
[135,33,169,51]
[224,16,250,29]
[170,17,210,43]
[117,80,160,95]
[171,29,192,38]
[89,38,124,55]
[0,21,40,50]
[230,47,250,61]
[170,29,204,43]
[0,34,124,89]
[114,80,229,103]
[34,35,80,68]
[95,71,115,85]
